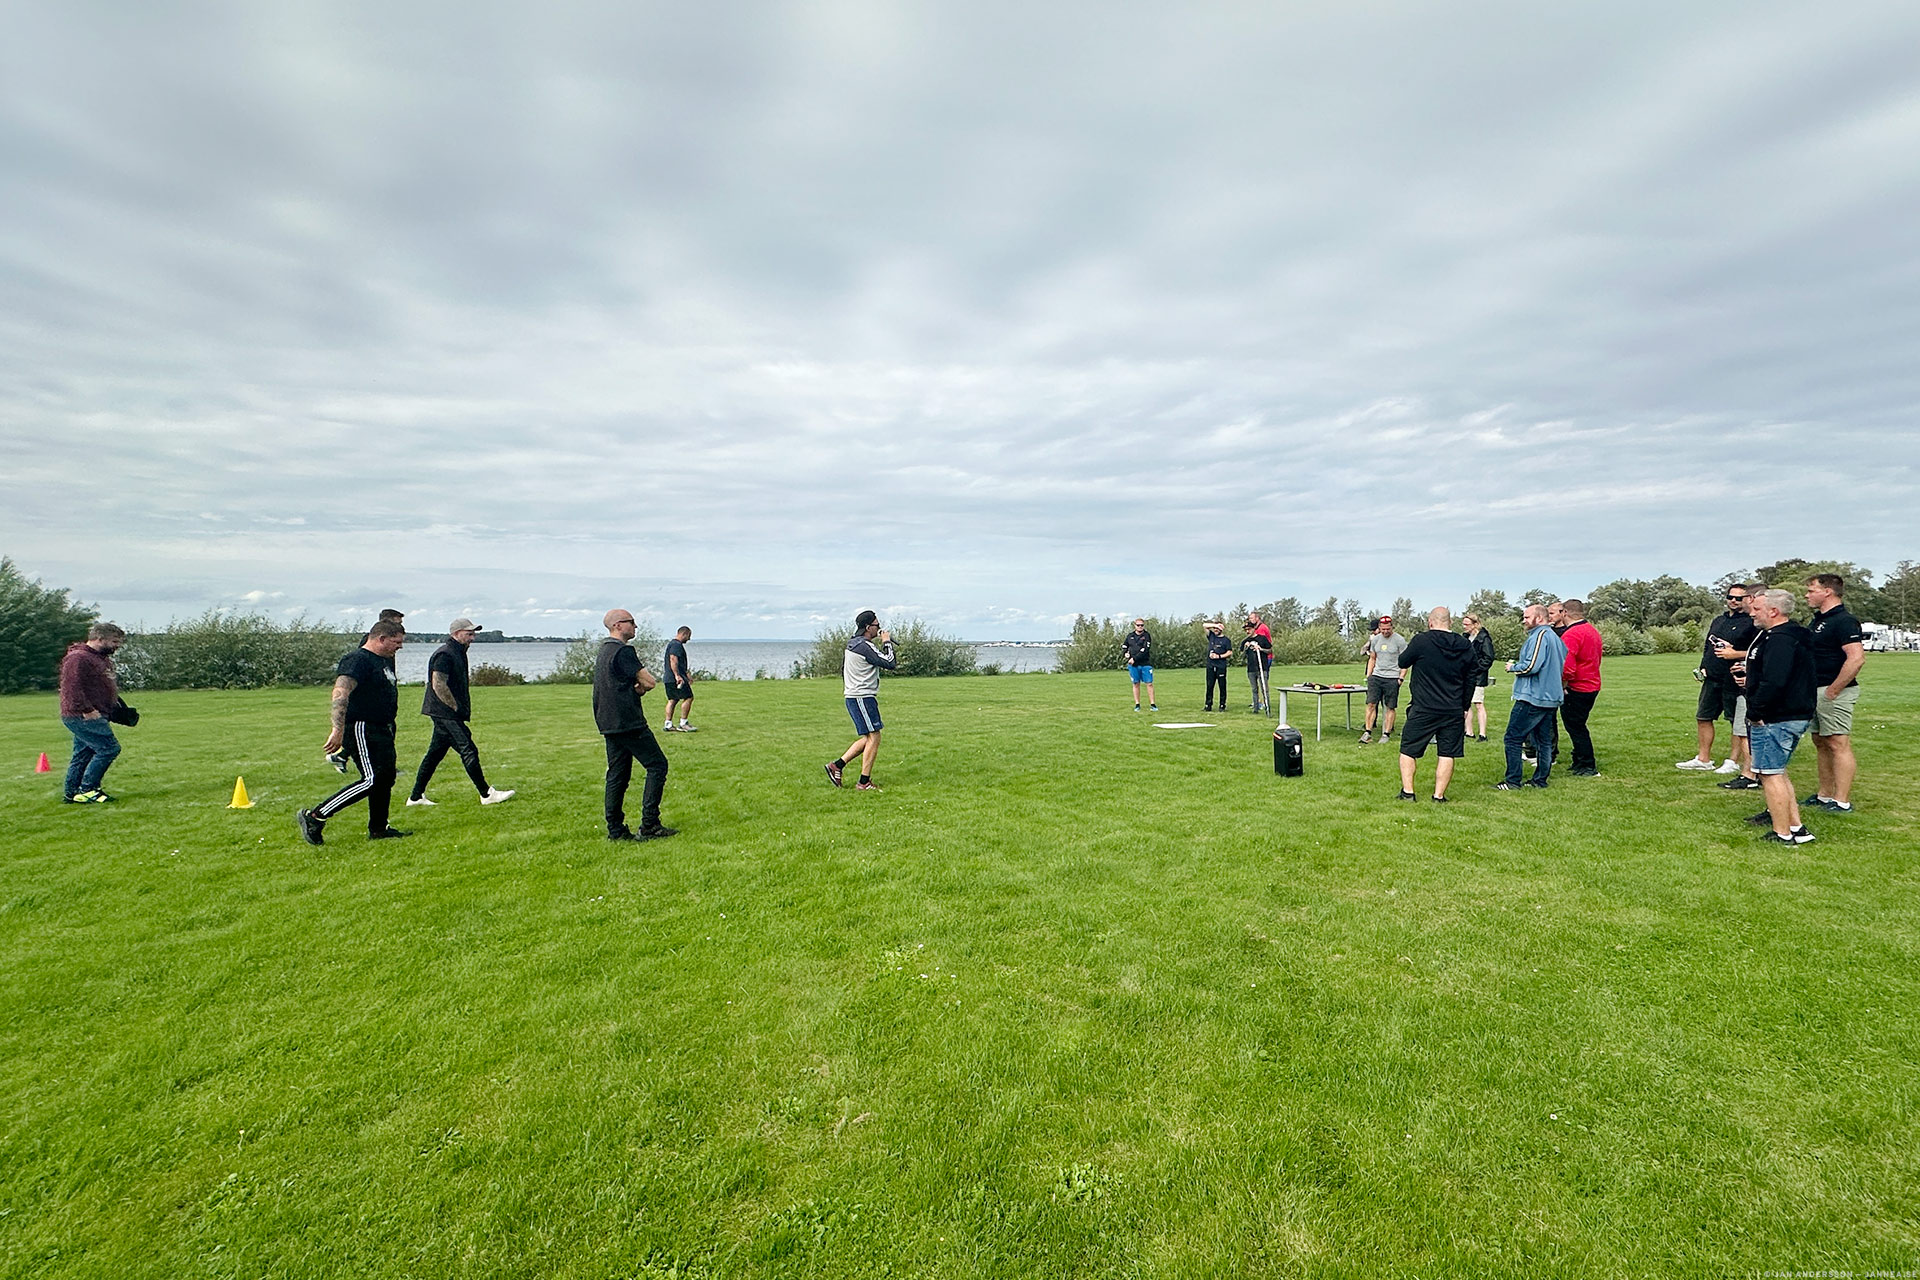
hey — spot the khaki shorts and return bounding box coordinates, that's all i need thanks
[1731,695,1747,738]
[1813,684,1858,737]
[1471,686,1486,705]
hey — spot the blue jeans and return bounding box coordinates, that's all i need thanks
[62,715,121,796]
[1502,700,1557,785]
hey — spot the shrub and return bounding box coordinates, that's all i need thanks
[1057,614,1224,673]
[1646,626,1694,655]
[540,624,663,684]
[1056,615,1124,674]
[1273,626,1356,666]
[795,619,976,678]
[119,612,343,690]
[1482,615,1526,661]
[470,663,526,686]
[1591,620,1655,656]
[0,557,98,694]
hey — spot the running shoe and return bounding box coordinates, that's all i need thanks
[1716,776,1760,790]
[406,796,437,806]
[296,808,325,846]
[1715,759,1741,774]
[825,760,844,787]
[856,781,883,792]
[481,788,515,805]
[1676,758,1717,771]
[1790,825,1816,844]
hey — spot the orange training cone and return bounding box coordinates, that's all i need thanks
[35,752,51,773]
[228,777,254,810]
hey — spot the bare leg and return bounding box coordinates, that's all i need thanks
[1132,681,1143,707]
[1365,703,1379,732]
[1759,772,1801,836]
[860,730,881,777]
[1383,706,1397,736]
[840,735,868,765]
[1694,720,1716,763]
[1434,756,1456,798]
[1143,679,1154,706]
[1816,734,1856,802]
[1398,753,1417,793]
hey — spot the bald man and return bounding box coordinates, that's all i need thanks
[593,609,675,841]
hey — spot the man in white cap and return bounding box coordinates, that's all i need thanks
[407,618,514,809]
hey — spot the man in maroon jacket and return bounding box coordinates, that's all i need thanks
[1558,599,1603,776]
[58,623,127,803]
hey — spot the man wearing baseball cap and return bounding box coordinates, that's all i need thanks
[407,619,514,809]
[1360,615,1407,744]
[593,608,675,841]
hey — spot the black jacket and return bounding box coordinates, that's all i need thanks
[1744,621,1817,724]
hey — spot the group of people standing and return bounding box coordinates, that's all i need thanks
[1122,613,1275,714]
[1677,575,1865,843]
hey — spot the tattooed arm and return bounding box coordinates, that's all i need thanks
[323,675,357,754]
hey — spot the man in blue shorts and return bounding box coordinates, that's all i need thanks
[1122,618,1156,711]
[827,609,897,792]
[1737,588,1818,844]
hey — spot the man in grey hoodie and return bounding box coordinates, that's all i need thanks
[826,609,898,792]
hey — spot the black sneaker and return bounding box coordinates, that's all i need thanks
[1822,801,1855,814]
[637,824,679,840]
[1523,779,1549,789]
[1432,795,1451,804]
[608,827,637,841]
[369,827,411,840]
[1717,775,1761,790]
[1568,767,1599,777]
[1760,830,1796,845]
[825,760,844,788]
[1492,781,1522,791]
[1396,790,1417,801]
[1790,825,1816,844]
[296,808,325,846]
[1802,791,1823,806]
[1745,809,1774,826]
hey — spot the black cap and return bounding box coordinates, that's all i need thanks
[854,609,878,630]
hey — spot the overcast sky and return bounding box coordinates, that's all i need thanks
[5,2,1917,639]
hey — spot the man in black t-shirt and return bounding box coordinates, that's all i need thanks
[1804,574,1865,813]
[594,608,675,842]
[1680,586,1760,773]
[1203,620,1231,711]
[1395,607,1477,802]
[408,618,513,809]
[662,627,696,733]
[1122,619,1155,711]
[299,619,408,845]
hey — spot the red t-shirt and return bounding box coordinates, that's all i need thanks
[1561,621,1603,693]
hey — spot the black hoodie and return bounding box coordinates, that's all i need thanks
[1400,628,1477,714]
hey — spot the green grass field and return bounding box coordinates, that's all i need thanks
[3,655,1917,1278]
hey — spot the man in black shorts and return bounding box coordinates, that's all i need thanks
[662,626,696,732]
[298,618,409,845]
[1680,586,1758,772]
[1395,606,1476,802]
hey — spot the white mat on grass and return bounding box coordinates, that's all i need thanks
[1151,722,1217,729]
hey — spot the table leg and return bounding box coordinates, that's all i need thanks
[1277,688,1288,728]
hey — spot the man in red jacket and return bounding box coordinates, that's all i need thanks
[58,623,127,803]
[1558,599,1604,776]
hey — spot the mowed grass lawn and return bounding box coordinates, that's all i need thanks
[2,655,1917,1279]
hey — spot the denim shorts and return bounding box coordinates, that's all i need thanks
[1748,719,1809,775]
[1127,663,1153,683]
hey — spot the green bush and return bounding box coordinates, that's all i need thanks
[0,557,98,694]
[1646,626,1694,655]
[795,619,976,679]
[540,625,663,685]
[1482,615,1525,661]
[1591,620,1656,656]
[470,663,526,686]
[1273,626,1357,666]
[118,612,344,690]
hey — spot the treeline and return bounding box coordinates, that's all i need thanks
[5,555,1914,692]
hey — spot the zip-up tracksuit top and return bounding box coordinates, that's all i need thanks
[1508,624,1567,708]
[843,637,898,698]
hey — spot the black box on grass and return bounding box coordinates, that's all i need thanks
[1273,726,1304,776]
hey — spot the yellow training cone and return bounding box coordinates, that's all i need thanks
[228,776,254,809]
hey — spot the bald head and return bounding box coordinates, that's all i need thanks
[1426,606,1452,629]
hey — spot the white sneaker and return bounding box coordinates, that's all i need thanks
[1714,758,1741,774]
[481,788,515,805]
[662,722,676,732]
[678,723,697,733]
[1675,758,1717,771]
[406,796,437,806]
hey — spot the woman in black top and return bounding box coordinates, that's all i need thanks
[1462,614,1496,741]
